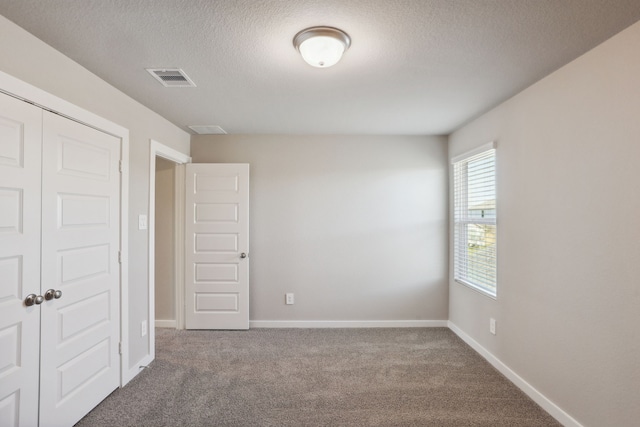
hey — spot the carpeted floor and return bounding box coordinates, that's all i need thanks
[76,328,560,426]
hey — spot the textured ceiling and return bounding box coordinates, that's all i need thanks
[1,0,640,135]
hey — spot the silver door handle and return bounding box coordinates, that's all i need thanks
[240,253,247,259]
[25,294,44,306]
[44,289,63,300]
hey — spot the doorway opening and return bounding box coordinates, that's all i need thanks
[154,157,178,328]
[148,140,191,361]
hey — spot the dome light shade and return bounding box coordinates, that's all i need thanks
[293,27,351,68]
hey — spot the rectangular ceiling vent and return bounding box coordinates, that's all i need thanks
[146,68,196,87]
[188,125,227,135]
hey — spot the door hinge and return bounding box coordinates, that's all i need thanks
[118,251,122,264]
[119,342,123,355]
[119,160,123,173]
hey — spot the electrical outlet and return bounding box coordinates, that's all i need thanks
[141,320,148,337]
[489,318,497,335]
[285,293,294,305]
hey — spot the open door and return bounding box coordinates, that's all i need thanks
[184,164,249,330]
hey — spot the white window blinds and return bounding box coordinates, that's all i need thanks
[453,143,497,297]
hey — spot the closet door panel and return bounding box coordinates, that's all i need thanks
[39,112,120,427]
[0,94,42,427]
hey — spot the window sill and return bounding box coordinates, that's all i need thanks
[454,279,497,300]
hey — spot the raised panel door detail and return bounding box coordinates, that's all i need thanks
[195,293,239,312]
[0,189,22,234]
[0,116,23,168]
[58,244,110,286]
[57,339,110,402]
[57,137,110,181]
[0,324,21,378]
[194,233,238,253]
[194,263,238,283]
[195,174,239,193]
[194,203,238,223]
[58,194,109,229]
[0,257,22,303]
[58,292,110,342]
[0,391,19,427]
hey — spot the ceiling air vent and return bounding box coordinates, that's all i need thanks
[146,68,196,87]
[188,125,227,135]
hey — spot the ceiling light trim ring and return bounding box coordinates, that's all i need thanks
[293,26,351,51]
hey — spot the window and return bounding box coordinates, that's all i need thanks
[452,142,497,297]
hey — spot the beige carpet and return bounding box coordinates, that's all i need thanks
[76,328,560,426]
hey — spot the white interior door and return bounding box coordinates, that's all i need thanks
[0,94,42,427]
[185,164,249,330]
[39,112,121,426]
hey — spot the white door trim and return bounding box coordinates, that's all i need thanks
[148,140,191,362]
[0,70,131,387]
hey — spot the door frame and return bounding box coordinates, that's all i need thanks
[148,140,191,353]
[0,71,131,385]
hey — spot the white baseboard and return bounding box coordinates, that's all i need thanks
[447,321,582,427]
[155,319,177,328]
[250,320,448,328]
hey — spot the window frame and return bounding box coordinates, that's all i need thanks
[451,142,497,299]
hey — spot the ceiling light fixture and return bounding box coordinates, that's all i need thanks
[293,26,351,68]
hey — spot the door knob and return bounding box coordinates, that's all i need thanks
[25,294,45,306]
[240,253,247,259]
[25,294,38,306]
[44,289,63,301]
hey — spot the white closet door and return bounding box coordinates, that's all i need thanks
[39,112,121,427]
[0,94,42,427]
[185,163,250,330]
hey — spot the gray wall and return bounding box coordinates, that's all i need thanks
[155,157,176,322]
[448,21,640,427]
[0,16,190,370]
[192,135,449,322]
